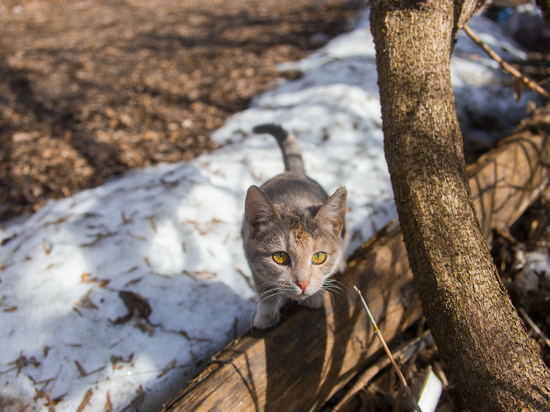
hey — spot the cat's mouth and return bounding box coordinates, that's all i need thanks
[287,289,317,300]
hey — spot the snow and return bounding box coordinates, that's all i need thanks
[0,8,540,412]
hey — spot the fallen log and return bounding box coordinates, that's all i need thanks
[161,103,550,412]
[469,104,550,241]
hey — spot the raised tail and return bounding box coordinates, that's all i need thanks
[252,124,306,175]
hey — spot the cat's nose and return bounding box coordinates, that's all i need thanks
[297,280,309,293]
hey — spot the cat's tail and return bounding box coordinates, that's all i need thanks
[253,124,306,175]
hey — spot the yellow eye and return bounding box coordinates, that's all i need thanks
[312,252,327,265]
[272,252,290,265]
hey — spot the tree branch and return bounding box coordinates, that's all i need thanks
[462,24,550,100]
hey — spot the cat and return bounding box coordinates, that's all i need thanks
[243,124,348,329]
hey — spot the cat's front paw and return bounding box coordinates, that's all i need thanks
[253,310,280,329]
[298,293,325,309]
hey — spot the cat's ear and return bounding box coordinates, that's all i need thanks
[316,187,347,237]
[245,185,280,237]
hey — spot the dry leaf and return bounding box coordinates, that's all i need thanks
[104,391,112,412]
[81,273,93,283]
[76,289,98,310]
[193,270,216,280]
[184,220,207,235]
[120,210,137,225]
[80,231,117,247]
[74,360,105,377]
[5,353,40,376]
[128,232,147,241]
[157,359,177,378]
[111,291,151,325]
[81,273,109,288]
[76,388,93,412]
[146,216,157,232]
[110,354,134,370]
[124,277,143,287]
[42,241,53,255]
[98,279,110,288]
[74,360,87,377]
[44,214,73,226]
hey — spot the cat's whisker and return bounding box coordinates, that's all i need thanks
[256,291,279,305]
[273,296,285,317]
[322,278,347,297]
[246,300,259,324]
[323,289,336,305]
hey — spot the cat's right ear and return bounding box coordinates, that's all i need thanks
[245,186,280,237]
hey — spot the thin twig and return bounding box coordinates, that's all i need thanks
[354,286,423,412]
[334,330,433,411]
[461,24,550,100]
[519,307,550,348]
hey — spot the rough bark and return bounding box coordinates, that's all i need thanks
[161,106,550,411]
[370,0,550,409]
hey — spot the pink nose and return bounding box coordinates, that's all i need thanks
[297,280,309,293]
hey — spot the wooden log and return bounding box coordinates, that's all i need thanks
[468,104,550,241]
[161,103,550,412]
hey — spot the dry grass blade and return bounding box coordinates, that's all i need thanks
[105,391,112,412]
[76,388,93,412]
[354,286,423,412]
[157,359,177,378]
[334,330,433,411]
[519,307,550,348]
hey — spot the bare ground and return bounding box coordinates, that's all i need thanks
[0,0,361,220]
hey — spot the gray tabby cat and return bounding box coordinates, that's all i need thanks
[243,124,348,329]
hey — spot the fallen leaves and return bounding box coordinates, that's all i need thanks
[42,241,53,255]
[29,372,65,411]
[105,391,112,412]
[76,388,93,412]
[111,291,152,325]
[184,218,226,236]
[74,360,105,378]
[120,210,137,225]
[182,270,217,281]
[73,274,111,315]
[79,231,117,248]
[75,289,99,311]
[81,273,110,288]
[124,277,143,287]
[1,352,41,376]
[111,354,134,370]
[157,359,177,378]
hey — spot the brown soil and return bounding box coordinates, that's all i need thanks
[0,0,361,221]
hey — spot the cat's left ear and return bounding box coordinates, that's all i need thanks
[316,187,347,237]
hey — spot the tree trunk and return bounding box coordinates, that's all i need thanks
[370,0,550,409]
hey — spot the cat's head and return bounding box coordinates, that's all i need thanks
[244,185,347,301]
